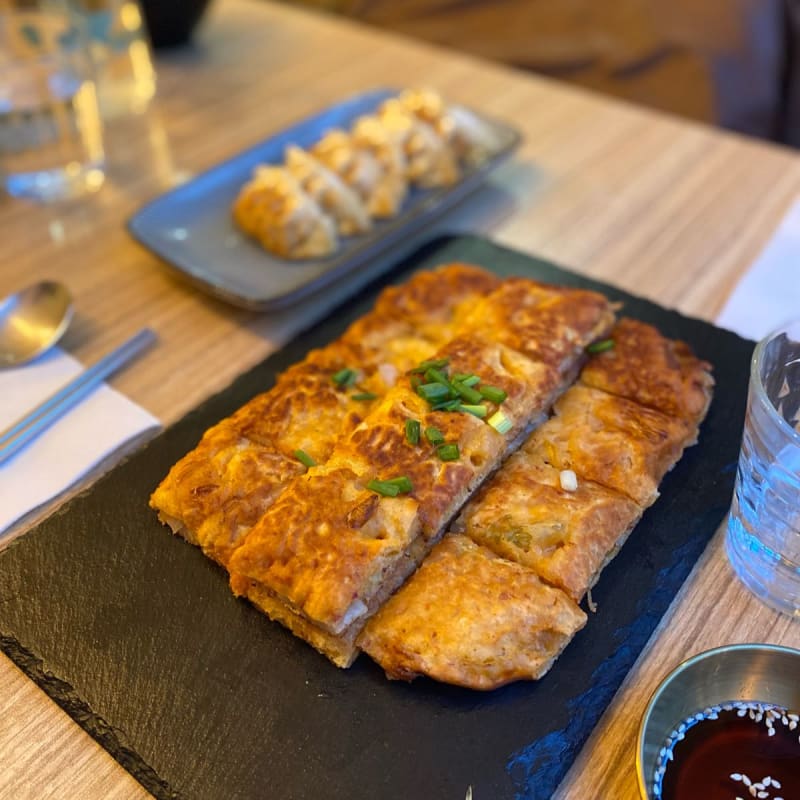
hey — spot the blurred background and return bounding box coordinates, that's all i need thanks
[245,0,799,147]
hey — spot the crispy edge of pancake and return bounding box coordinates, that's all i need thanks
[358,534,587,690]
[579,317,715,422]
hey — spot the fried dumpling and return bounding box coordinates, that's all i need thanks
[397,88,501,166]
[312,128,407,218]
[368,98,460,187]
[233,165,337,259]
[285,145,371,237]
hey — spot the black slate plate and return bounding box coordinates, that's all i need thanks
[0,235,752,800]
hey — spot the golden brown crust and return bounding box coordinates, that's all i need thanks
[453,453,641,601]
[358,535,587,690]
[150,263,500,569]
[579,317,714,422]
[228,466,423,635]
[459,278,617,376]
[522,384,694,507]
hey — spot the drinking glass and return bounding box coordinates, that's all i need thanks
[0,0,105,201]
[727,318,800,616]
[71,0,156,118]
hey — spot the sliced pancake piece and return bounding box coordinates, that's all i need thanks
[579,317,714,423]
[227,279,616,666]
[522,384,695,508]
[457,277,618,378]
[150,264,499,568]
[453,453,641,602]
[358,534,587,690]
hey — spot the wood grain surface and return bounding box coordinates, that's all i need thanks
[1,1,799,798]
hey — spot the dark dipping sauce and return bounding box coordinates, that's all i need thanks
[659,706,800,800]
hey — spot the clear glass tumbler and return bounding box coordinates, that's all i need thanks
[726,318,800,616]
[71,0,156,118]
[0,0,105,201]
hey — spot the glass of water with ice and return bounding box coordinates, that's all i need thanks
[727,318,800,616]
[0,0,105,202]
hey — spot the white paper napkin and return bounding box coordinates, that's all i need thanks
[716,197,800,340]
[0,346,161,535]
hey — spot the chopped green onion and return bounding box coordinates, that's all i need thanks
[488,410,513,435]
[424,367,452,387]
[459,403,488,418]
[453,381,483,404]
[479,385,508,404]
[405,419,420,445]
[409,357,450,374]
[431,398,462,411]
[331,367,357,388]
[425,426,445,445]
[586,338,615,354]
[461,375,481,387]
[366,479,400,497]
[417,382,451,402]
[385,476,413,493]
[294,449,317,468]
[436,443,460,461]
[351,392,378,401]
[452,372,475,384]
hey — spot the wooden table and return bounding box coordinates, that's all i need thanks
[2,1,799,797]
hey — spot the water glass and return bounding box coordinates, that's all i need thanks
[727,318,800,616]
[71,0,156,118]
[0,0,105,201]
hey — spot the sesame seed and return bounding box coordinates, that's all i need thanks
[757,792,768,799]
[731,773,743,781]
[743,775,752,786]
[772,779,781,789]
[763,777,772,787]
[768,727,776,737]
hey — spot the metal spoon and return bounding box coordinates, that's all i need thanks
[0,281,74,367]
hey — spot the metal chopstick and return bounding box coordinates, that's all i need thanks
[0,328,157,466]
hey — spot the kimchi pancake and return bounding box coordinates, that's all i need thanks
[358,535,587,690]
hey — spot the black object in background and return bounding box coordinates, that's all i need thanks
[140,0,212,48]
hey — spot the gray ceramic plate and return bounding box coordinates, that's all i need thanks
[127,88,521,310]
